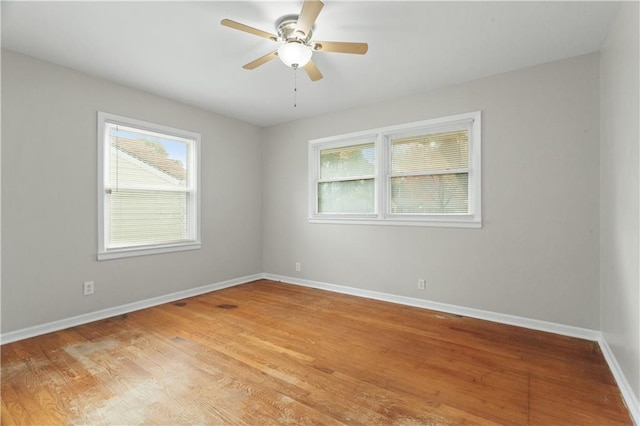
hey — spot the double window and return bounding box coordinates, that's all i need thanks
[309,111,481,227]
[97,112,201,260]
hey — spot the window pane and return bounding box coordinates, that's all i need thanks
[318,179,374,214]
[392,130,468,173]
[110,133,188,189]
[320,143,375,179]
[391,174,468,214]
[109,189,190,247]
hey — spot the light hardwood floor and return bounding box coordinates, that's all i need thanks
[1,279,633,425]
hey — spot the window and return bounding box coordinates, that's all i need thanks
[309,111,481,227]
[97,112,201,260]
[318,141,376,214]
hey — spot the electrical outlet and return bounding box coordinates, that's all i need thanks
[418,279,426,290]
[295,262,301,272]
[83,281,95,296]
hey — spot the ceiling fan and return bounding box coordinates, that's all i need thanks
[221,0,368,81]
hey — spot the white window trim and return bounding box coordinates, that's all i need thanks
[97,112,202,260]
[308,111,482,228]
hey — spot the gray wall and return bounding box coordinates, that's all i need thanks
[600,1,640,402]
[262,53,601,329]
[1,50,263,332]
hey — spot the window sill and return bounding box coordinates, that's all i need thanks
[97,242,202,261]
[308,217,482,228]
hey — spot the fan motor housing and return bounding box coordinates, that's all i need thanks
[276,15,314,43]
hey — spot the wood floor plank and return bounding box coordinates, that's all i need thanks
[1,279,633,425]
[0,383,30,426]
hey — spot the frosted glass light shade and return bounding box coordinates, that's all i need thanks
[277,42,312,68]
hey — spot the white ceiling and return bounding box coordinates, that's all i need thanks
[1,1,620,127]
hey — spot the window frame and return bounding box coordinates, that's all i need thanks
[308,111,481,228]
[97,112,202,260]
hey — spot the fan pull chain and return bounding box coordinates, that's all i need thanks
[293,67,298,108]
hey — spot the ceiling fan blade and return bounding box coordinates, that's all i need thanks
[243,51,278,70]
[303,60,323,81]
[313,41,368,55]
[295,0,324,38]
[221,19,277,41]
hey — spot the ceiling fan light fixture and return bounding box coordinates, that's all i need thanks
[277,42,312,69]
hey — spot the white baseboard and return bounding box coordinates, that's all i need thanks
[0,272,598,344]
[265,273,600,341]
[599,336,640,425]
[0,273,264,345]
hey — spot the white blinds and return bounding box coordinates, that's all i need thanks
[318,142,375,214]
[390,129,469,214]
[391,130,468,173]
[106,126,194,249]
[109,190,190,247]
